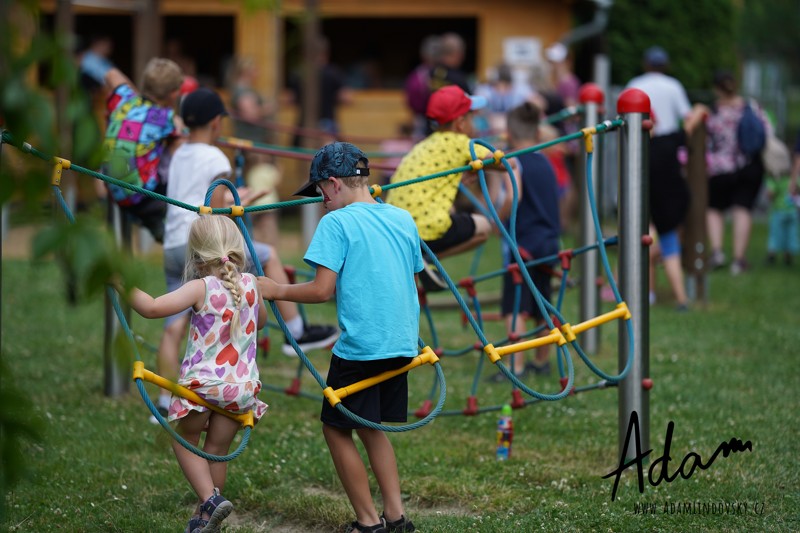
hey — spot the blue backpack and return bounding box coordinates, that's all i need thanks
[737,101,766,157]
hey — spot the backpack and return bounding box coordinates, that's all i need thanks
[761,135,791,177]
[737,101,766,157]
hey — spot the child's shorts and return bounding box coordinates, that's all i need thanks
[501,264,553,321]
[320,354,413,429]
[425,213,476,254]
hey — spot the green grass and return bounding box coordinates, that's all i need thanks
[2,217,799,532]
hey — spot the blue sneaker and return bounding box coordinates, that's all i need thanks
[195,488,233,533]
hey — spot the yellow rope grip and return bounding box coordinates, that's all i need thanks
[470,159,484,171]
[492,150,505,164]
[370,184,383,198]
[323,386,341,408]
[581,127,597,154]
[559,323,577,343]
[51,157,71,186]
[484,343,501,364]
[199,206,213,215]
[229,205,245,217]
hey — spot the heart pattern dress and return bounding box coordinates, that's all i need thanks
[168,273,268,422]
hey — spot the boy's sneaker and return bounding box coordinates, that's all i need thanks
[196,488,233,533]
[418,260,447,292]
[345,519,387,533]
[148,405,169,425]
[282,324,340,356]
[382,513,416,533]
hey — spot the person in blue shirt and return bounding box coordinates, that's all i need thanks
[494,102,561,378]
[257,142,421,533]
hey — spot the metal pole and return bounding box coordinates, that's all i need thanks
[104,201,131,396]
[616,88,651,459]
[300,0,321,248]
[577,83,604,354]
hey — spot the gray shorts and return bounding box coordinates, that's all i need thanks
[162,240,272,327]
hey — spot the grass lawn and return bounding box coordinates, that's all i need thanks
[2,213,799,532]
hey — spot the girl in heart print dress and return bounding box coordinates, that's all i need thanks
[124,214,267,533]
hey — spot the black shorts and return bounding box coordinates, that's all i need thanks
[708,158,765,212]
[320,354,413,429]
[425,212,476,254]
[501,264,553,321]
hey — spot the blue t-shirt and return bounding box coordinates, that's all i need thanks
[503,151,561,264]
[304,202,424,361]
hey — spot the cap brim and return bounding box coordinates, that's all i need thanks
[292,179,321,198]
[469,95,487,112]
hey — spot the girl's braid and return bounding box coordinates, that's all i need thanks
[220,260,243,340]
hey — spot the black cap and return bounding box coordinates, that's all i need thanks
[293,142,370,197]
[180,88,228,128]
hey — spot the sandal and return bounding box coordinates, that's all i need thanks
[196,488,233,533]
[381,513,416,532]
[186,514,208,533]
[345,519,387,533]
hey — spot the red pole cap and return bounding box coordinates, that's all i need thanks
[578,82,605,105]
[617,88,651,115]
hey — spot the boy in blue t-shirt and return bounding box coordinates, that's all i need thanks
[257,142,421,533]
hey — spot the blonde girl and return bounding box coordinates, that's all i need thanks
[126,215,267,533]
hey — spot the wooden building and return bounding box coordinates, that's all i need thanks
[36,0,575,194]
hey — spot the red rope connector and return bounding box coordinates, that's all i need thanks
[463,395,479,416]
[414,399,433,418]
[550,315,562,329]
[433,347,444,357]
[473,341,484,352]
[508,331,520,342]
[559,249,574,271]
[417,286,427,307]
[258,336,270,354]
[511,389,525,409]
[642,234,654,247]
[642,378,654,390]
[507,263,523,286]
[284,378,301,396]
[458,277,477,298]
[284,265,297,284]
[560,377,576,395]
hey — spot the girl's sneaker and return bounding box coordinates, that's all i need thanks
[185,515,208,533]
[195,488,233,533]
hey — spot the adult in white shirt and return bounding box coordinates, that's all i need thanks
[626,46,702,311]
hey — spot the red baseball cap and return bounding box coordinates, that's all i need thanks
[426,85,487,126]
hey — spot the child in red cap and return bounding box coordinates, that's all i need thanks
[388,85,509,291]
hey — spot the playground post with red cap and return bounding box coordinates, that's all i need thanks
[578,82,605,355]
[616,87,652,461]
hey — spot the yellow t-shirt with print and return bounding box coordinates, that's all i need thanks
[387,131,490,241]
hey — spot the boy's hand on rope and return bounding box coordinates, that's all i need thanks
[256,276,279,301]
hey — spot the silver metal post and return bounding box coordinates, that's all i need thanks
[104,201,131,397]
[616,89,650,459]
[578,84,604,354]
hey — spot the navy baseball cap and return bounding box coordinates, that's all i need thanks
[644,46,669,67]
[180,88,228,128]
[293,142,370,197]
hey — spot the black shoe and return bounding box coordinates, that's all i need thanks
[381,514,415,533]
[345,519,387,533]
[526,361,551,376]
[418,260,447,292]
[282,324,340,356]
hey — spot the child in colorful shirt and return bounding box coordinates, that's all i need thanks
[124,214,267,533]
[102,58,185,243]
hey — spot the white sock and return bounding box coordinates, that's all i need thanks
[286,315,305,339]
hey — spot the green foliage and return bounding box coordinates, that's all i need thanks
[607,0,738,90]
